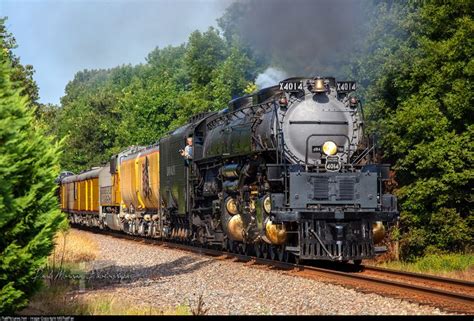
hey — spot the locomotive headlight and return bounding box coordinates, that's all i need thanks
[263,195,272,214]
[322,141,338,156]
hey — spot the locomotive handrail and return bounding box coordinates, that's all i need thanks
[351,144,375,166]
[207,101,272,131]
[290,120,349,125]
[304,133,351,170]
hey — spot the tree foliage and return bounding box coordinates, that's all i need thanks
[54,27,259,171]
[0,17,40,109]
[0,23,65,313]
[353,0,473,259]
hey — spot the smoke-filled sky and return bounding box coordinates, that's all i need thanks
[2,0,367,105]
[228,0,366,77]
[1,0,230,104]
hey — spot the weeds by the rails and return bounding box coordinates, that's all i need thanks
[376,253,474,281]
[50,228,99,265]
[24,288,192,315]
[190,294,210,316]
[20,229,193,315]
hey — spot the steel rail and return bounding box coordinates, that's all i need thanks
[73,225,474,313]
[362,265,474,288]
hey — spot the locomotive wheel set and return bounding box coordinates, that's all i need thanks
[59,77,399,264]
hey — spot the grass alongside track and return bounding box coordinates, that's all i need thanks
[376,253,474,281]
[19,229,194,315]
[19,228,472,314]
[24,284,191,315]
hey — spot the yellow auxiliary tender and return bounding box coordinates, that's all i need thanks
[59,145,161,233]
[60,167,101,226]
[119,145,160,211]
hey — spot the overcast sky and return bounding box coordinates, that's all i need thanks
[1,0,230,105]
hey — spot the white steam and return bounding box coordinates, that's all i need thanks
[255,67,288,89]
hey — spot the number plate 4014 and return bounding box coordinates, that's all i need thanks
[336,81,357,92]
[279,81,304,92]
[325,156,341,172]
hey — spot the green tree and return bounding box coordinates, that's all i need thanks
[0,17,40,108]
[354,0,473,259]
[119,45,190,140]
[57,67,134,171]
[116,72,182,146]
[0,28,65,313]
[210,45,257,108]
[185,28,226,87]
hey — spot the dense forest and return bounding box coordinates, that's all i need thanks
[0,0,472,313]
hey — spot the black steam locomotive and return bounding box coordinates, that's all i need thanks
[60,76,398,264]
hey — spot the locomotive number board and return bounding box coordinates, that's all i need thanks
[325,155,341,172]
[279,81,304,92]
[336,81,357,93]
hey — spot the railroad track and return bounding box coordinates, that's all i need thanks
[73,225,474,314]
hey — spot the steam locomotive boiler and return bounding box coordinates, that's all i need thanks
[59,76,398,264]
[158,76,398,263]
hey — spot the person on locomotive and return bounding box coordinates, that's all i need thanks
[179,136,193,160]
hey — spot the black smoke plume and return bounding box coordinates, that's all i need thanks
[221,0,367,78]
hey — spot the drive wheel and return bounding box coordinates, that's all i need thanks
[293,254,301,265]
[261,243,269,259]
[254,244,262,258]
[227,239,234,253]
[269,245,276,261]
[277,246,289,262]
[238,243,244,255]
[241,243,249,256]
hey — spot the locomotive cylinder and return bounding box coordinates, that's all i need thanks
[265,219,287,245]
[372,221,386,244]
[227,214,244,241]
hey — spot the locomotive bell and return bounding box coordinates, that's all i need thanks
[312,78,326,93]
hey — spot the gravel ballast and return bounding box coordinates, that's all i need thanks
[77,230,448,315]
